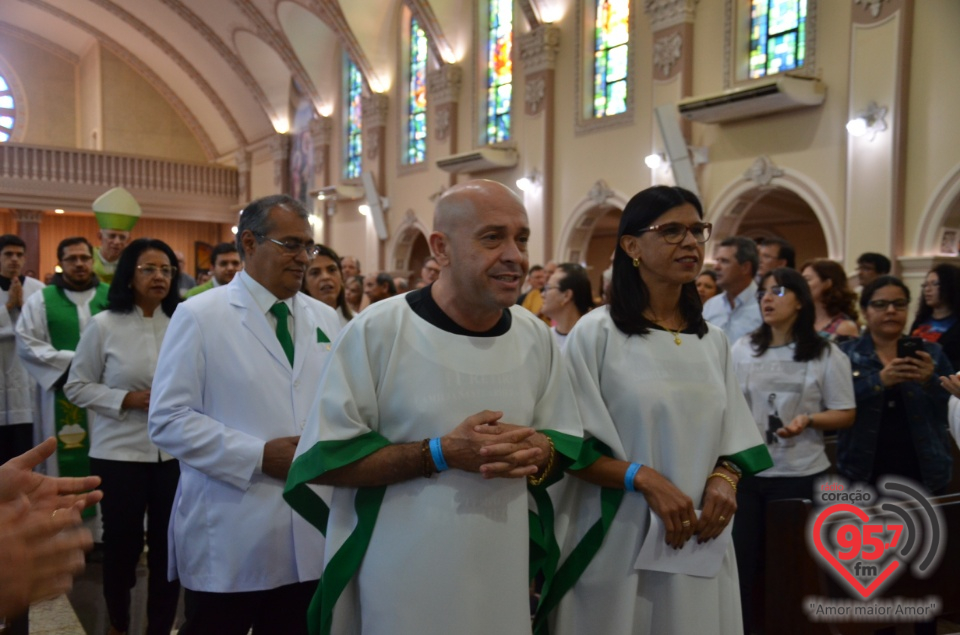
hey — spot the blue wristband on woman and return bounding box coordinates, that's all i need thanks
[624,462,643,492]
[429,437,449,472]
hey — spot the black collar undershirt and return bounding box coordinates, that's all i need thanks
[405,284,512,337]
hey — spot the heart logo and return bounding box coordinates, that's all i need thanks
[811,503,902,599]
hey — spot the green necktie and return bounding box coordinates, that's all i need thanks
[269,302,294,366]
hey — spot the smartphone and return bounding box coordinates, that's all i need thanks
[897,336,924,359]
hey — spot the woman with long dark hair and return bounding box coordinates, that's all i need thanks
[542,186,771,635]
[540,262,593,351]
[910,263,960,371]
[65,238,181,635]
[800,258,860,341]
[730,267,855,634]
[301,243,353,325]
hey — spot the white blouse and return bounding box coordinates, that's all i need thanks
[65,306,173,462]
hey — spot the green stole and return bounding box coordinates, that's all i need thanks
[42,283,110,503]
[91,248,116,284]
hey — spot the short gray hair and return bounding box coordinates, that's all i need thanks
[236,194,310,260]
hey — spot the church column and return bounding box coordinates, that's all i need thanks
[426,64,462,188]
[361,93,389,268]
[13,209,42,277]
[845,0,913,273]
[310,116,333,246]
[518,24,559,260]
[269,134,290,196]
[644,0,697,186]
[234,149,251,205]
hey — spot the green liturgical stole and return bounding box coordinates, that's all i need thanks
[42,284,109,517]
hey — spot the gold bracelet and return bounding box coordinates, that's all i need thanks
[420,439,435,478]
[718,459,742,478]
[527,435,556,487]
[708,471,738,492]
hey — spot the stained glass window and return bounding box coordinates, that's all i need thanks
[406,17,428,165]
[345,59,363,179]
[593,0,629,118]
[0,73,15,142]
[749,0,806,79]
[485,0,512,144]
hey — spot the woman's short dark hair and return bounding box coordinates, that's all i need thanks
[610,185,707,338]
[698,269,718,283]
[556,263,594,316]
[912,263,960,329]
[860,275,910,310]
[800,258,859,322]
[107,238,181,317]
[302,243,353,321]
[750,267,827,362]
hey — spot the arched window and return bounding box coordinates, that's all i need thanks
[593,0,630,118]
[0,72,15,142]
[749,0,807,79]
[405,17,428,165]
[485,0,512,144]
[344,58,363,179]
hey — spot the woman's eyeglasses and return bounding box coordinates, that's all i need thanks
[635,222,712,244]
[756,286,788,301]
[867,299,909,311]
[136,265,178,278]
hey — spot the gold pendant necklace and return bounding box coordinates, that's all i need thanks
[666,327,682,346]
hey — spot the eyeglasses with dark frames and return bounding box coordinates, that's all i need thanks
[867,299,909,311]
[756,285,789,302]
[254,233,322,259]
[635,222,712,244]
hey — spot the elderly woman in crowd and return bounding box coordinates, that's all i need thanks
[540,186,770,635]
[911,263,960,371]
[838,276,953,494]
[301,244,353,325]
[344,274,364,315]
[731,267,855,634]
[65,238,181,635]
[696,269,719,304]
[800,258,860,341]
[540,263,594,351]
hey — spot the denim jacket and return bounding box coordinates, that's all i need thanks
[838,334,954,492]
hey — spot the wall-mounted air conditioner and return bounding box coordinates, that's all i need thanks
[677,75,826,124]
[436,148,518,174]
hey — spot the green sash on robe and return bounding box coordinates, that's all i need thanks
[42,283,110,506]
[91,248,116,284]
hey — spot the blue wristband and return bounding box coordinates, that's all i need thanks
[624,462,643,492]
[429,437,449,472]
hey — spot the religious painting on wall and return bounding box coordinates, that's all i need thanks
[194,241,213,277]
[289,97,315,206]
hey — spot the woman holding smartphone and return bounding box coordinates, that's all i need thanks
[838,276,953,494]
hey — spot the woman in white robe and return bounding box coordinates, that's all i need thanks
[541,186,771,635]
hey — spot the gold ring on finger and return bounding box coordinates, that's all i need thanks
[681,520,691,527]
[719,515,726,522]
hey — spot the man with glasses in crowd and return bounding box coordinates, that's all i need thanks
[149,195,341,635]
[703,235,764,344]
[16,237,110,481]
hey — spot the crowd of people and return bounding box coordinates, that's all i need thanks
[0,181,958,635]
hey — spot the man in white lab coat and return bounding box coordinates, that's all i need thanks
[149,194,339,635]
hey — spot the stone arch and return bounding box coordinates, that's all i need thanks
[387,209,431,272]
[708,159,842,262]
[914,162,960,256]
[556,179,631,263]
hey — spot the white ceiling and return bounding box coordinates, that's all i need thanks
[0,0,546,160]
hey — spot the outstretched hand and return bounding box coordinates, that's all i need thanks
[0,438,102,512]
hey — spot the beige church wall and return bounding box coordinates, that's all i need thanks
[0,35,76,148]
[903,0,960,256]
[249,146,278,200]
[99,49,206,163]
[690,1,852,264]
[78,44,103,150]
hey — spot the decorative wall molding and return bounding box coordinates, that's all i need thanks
[644,0,699,31]
[426,64,462,106]
[518,25,560,74]
[588,179,616,206]
[525,75,547,115]
[361,93,389,129]
[653,32,683,77]
[0,21,78,64]
[855,0,889,18]
[160,0,277,123]
[13,209,43,223]
[433,105,452,141]
[0,143,239,222]
[20,0,219,160]
[310,116,333,148]
[234,149,251,202]
[744,156,785,187]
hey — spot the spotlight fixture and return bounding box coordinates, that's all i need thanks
[846,101,887,140]
[516,169,541,192]
[644,153,665,170]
